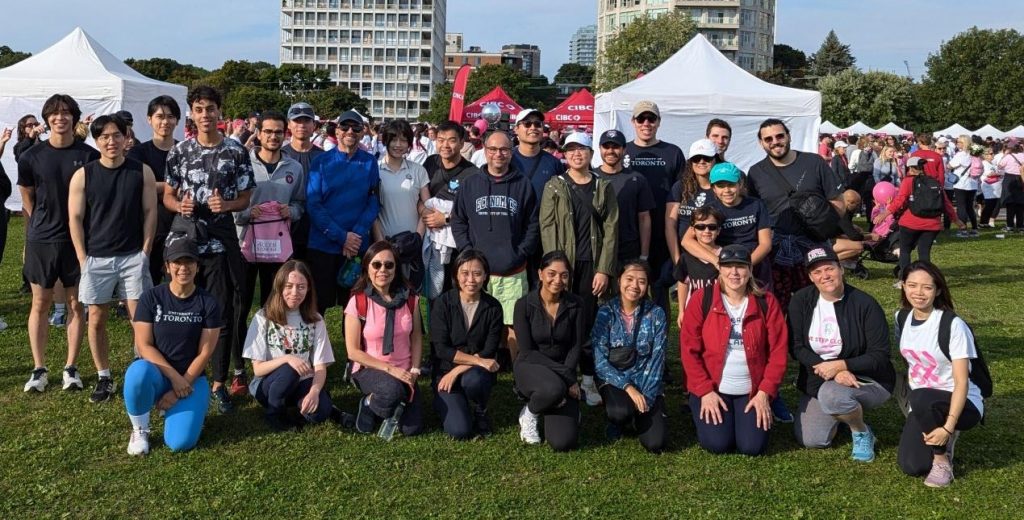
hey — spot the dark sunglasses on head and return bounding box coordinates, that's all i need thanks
[518,120,543,129]
[635,114,658,124]
[762,132,787,143]
[339,123,364,133]
[719,248,751,265]
[691,155,715,163]
[370,260,395,271]
[692,223,720,231]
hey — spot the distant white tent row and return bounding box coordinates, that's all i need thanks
[877,122,913,135]
[842,121,876,135]
[933,124,973,137]
[819,121,841,134]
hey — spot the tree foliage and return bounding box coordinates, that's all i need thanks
[124,58,209,82]
[808,30,856,78]
[223,86,291,119]
[819,69,916,128]
[304,86,369,120]
[596,11,697,92]
[917,27,1024,129]
[758,44,809,86]
[553,63,594,87]
[0,45,31,69]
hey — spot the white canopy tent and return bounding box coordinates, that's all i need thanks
[594,34,821,171]
[972,124,1005,139]
[819,121,841,134]
[0,27,188,211]
[877,122,913,135]
[841,121,876,135]
[1005,125,1024,138]
[933,124,972,137]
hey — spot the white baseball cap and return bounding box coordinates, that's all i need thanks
[834,140,848,149]
[563,132,593,149]
[514,109,544,125]
[688,138,718,158]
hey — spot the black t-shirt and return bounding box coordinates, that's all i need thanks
[624,140,685,262]
[683,248,719,285]
[84,158,145,256]
[17,139,99,243]
[746,151,844,237]
[668,181,715,238]
[711,196,773,251]
[567,177,596,262]
[14,138,38,163]
[0,162,10,203]
[134,284,223,375]
[127,140,175,235]
[595,167,655,260]
[282,143,325,176]
[423,154,481,201]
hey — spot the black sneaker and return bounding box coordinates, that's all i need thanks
[472,404,492,437]
[354,396,376,433]
[330,406,357,429]
[89,377,116,403]
[211,387,235,414]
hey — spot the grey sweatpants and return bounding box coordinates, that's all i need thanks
[794,380,891,449]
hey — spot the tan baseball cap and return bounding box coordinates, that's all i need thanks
[632,100,660,119]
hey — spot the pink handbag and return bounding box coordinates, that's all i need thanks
[241,202,293,263]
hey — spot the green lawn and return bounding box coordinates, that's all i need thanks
[0,215,1021,518]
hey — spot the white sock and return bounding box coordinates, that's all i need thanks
[233,369,245,376]
[97,369,111,378]
[54,303,66,313]
[582,375,595,387]
[129,412,150,430]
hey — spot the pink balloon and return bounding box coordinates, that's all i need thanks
[873,181,896,204]
[474,119,489,135]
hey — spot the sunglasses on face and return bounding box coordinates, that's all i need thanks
[635,115,658,124]
[339,123,363,133]
[518,120,543,129]
[370,260,395,271]
[692,223,720,231]
[691,155,715,163]
[762,133,787,143]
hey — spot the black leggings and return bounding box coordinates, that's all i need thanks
[898,388,981,476]
[571,260,597,377]
[953,189,978,230]
[196,249,246,384]
[980,198,1000,225]
[600,385,668,453]
[352,367,423,436]
[1006,203,1024,230]
[513,361,580,451]
[898,228,939,279]
[432,366,495,440]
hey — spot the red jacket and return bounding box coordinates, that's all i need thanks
[888,173,957,232]
[680,283,789,399]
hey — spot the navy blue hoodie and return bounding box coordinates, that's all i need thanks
[451,166,539,275]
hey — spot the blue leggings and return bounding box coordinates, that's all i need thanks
[123,359,210,452]
[689,393,770,456]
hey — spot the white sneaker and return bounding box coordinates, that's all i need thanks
[62,366,84,391]
[518,405,541,444]
[0,316,8,331]
[24,368,48,393]
[127,427,150,456]
[581,377,602,406]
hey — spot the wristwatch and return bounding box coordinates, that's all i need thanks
[444,214,451,224]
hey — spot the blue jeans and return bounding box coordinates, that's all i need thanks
[123,359,210,452]
[689,393,770,456]
[254,364,333,423]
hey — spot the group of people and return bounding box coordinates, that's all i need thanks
[3,88,988,488]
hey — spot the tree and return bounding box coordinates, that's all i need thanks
[808,30,856,78]
[223,86,290,119]
[270,63,332,96]
[124,58,209,82]
[596,11,697,92]
[553,63,594,87]
[0,45,31,68]
[421,63,541,124]
[917,27,1024,129]
[304,86,369,120]
[758,44,809,86]
[818,69,916,129]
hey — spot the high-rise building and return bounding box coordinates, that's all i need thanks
[596,0,775,73]
[445,32,463,53]
[501,44,542,77]
[279,0,447,120]
[569,24,597,67]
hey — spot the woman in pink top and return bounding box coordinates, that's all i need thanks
[344,240,424,436]
[997,139,1024,231]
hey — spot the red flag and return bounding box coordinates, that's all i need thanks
[448,64,472,122]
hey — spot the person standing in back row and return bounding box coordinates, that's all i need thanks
[624,101,685,314]
[281,102,325,261]
[593,129,655,268]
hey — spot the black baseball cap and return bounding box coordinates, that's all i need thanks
[599,129,626,147]
[164,236,199,262]
[805,246,839,269]
[719,244,752,266]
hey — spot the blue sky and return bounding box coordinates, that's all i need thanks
[0,1,1021,80]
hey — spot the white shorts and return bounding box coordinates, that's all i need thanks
[79,251,153,304]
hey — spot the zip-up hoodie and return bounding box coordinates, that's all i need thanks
[451,165,539,275]
[305,147,380,255]
[235,149,306,239]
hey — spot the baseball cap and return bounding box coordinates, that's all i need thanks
[689,138,718,159]
[599,129,626,147]
[563,132,593,149]
[936,136,948,144]
[164,236,199,262]
[632,100,660,119]
[336,110,363,125]
[805,246,840,269]
[906,156,927,169]
[287,102,315,121]
[114,110,134,125]
[709,162,742,184]
[834,140,848,149]
[718,244,752,266]
[514,109,544,125]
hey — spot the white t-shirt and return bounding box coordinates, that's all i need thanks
[470,148,487,168]
[377,158,429,238]
[718,296,752,395]
[897,309,984,416]
[808,295,843,360]
[980,160,1002,199]
[243,309,335,395]
[951,151,978,191]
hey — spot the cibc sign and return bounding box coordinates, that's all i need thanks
[465,102,520,119]
[554,103,593,122]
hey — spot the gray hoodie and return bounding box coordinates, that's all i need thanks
[235,149,306,240]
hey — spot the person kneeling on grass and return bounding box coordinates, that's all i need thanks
[123,238,221,455]
[592,260,669,453]
[344,240,424,437]
[242,260,334,432]
[788,246,895,462]
[681,244,788,456]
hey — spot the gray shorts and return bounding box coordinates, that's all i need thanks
[79,251,153,304]
[794,379,891,449]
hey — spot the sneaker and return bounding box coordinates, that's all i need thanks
[770,395,794,423]
[211,387,235,414]
[606,422,623,442]
[969,230,980,237]
[955,230,969,238]
[23,367,48,393]
[127,427,150,456]
[62,366,84,391]
[0,316,7,331]
[90,377,116,403]
[48,311,66,328]
[330,406,357,429]
[924,459,954,488]
[850,427,876,462]
[581,378,602,407]
[471,403,492,437]
[518,405,541,444]
[355,396,377,433]
[228,374,249,397]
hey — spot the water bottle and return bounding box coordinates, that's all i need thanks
[377,402,405,441]
[337,256,361,288]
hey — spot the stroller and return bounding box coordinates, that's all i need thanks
[848,221,900,280]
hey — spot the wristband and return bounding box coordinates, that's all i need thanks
[410,367,422,375]
[941,426,953,435]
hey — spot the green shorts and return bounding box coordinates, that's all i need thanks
[487,270,527,325]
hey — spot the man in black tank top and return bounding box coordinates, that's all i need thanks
[68,115,158,403]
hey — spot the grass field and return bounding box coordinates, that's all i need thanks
[0,215,1021,518]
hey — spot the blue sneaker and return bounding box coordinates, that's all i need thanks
[771,395,794,423]
[851,427,876,462]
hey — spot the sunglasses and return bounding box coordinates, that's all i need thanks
[692,223,720,231]
[370,260,395,271]
[339,123,364,133]
[518,120,543,129]
[635,115,658,124]
[691,155,715,163]
[719,249,751,264]
[761,132,787,143]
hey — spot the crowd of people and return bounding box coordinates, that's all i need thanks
[1,88,993,489]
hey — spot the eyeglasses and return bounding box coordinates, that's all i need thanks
[261,129,285,136]
[563,147,589,155]
[761,132,787,143]
[370,260,395,271]
[692,223,720,231]
[339,123,364,133]
[691,155,715,163]
[485,146,512,155]
[518,120,543,129]
[635,115,658,124]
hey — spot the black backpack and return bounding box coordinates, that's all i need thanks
[896,309,993,398]
[908,175,944,218]
[701,286,767,319]
[773,156,843,242]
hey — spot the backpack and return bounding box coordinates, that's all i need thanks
[968,156,984,178]
[701,286,768,319]
[908,175,944,218]
[388,231,425,291]
[856,148,876,173]
[896,309,993,398]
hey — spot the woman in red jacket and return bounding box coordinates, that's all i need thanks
[681,244,789,456]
